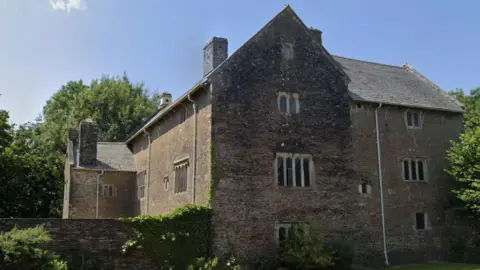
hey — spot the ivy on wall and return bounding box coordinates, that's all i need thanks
[120,205,212,270]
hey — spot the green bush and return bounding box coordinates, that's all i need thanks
[187,256,240,270]
[325,239,355,270]
[279,221,334,269]
[0,225,68,270]
[120,204,212,269]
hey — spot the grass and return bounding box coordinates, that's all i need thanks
[382,263,480,270]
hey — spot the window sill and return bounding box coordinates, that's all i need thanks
[406,126,422,130]
[174,191,188,196]
[403,180,428,183]
[277,186,312,190]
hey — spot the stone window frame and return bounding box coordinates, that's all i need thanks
[277,92,300,115]
[401,157,428,182]
[275,153,314,188]
[275,221,292,244]
[358,182,372,196]
[164,175,169,191]
[414,212,429,231]
[174,158,189,194]
[102,184,116,197]
[405,110,423,129]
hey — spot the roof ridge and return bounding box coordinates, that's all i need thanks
[332,55,405,70]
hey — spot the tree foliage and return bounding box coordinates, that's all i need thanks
[447,88,480,212]
[41,74,159,156]
[0,225,67,270]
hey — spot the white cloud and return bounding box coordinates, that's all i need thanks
[49,0,87,13]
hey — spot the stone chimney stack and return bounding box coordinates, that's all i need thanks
[78,119,98,167]
[158,92,172,110]
[203,37,228,76]
[309,28,322,46]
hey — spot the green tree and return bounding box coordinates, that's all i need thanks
[40,73,159,156]
[447,88,480,212]
[0,120,63,218]
[0,110,12,152]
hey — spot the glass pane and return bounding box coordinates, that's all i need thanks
[303,159,310,187]
[418,160,424,181]
[416,213,425,230]
[413,113,419,127]
[406,112,412,126]
[277,157,284,186]
[295,158,302,187]
[279,96,287,113]
[403,160,410,180]
[411,160,417,180]
[286,157,293,187]
[289,96,296,114]
[361,183,367,194]
[278,227,286,242]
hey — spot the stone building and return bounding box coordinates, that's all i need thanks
[63,5,464,266]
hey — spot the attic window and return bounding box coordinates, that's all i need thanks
[406,111,422,129]
[278,92,299,115]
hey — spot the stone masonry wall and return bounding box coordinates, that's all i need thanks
[130,87,212,215]
[0,219,155,270]
[350,103,463,265]
[67,169,136,218]
[209,8,369,266]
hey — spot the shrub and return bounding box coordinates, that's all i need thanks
[120,204,212,269]
[0,225,68,270]
[325,239,355,270]
[187,255,241,270]
[279,221,334,269]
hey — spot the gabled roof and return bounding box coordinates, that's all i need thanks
[125,5,463,143]
[333,56,463,112]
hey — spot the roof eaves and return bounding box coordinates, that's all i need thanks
[350,94,464,113]
[124,77,209,144]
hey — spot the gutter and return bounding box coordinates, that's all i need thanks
[375,103,389,266]
[96,170,105,219]
[188,93,198,204]
[125,78,209,144]
[144,130,152,214]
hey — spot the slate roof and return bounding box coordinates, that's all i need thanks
[332,55,463,112]
[94,142,136,171]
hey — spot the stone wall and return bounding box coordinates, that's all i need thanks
[350,103,463,265]
[0,219,155,270]
[130,87,212,215]
[67,170,136,218]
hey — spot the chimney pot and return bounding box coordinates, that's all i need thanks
[203,37,228,76]
[158,92,172,110]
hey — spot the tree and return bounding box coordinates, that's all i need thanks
[40,73,159,156]
[447,88,480,212]
[0,119,63,218]
[0,110,12,152]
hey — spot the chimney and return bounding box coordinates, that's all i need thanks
[158,92,172,110]
[203,37,228,76]
[309,27,322,45]
[78,119,98,167]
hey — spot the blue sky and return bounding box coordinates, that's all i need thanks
[1,0,479,124]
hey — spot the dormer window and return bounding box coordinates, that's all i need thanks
[405,111,422,129]
[278,92,299,115]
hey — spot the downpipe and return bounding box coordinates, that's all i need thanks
[188,93,198,204]
[375,103,389,266]
[96,170,105,219]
